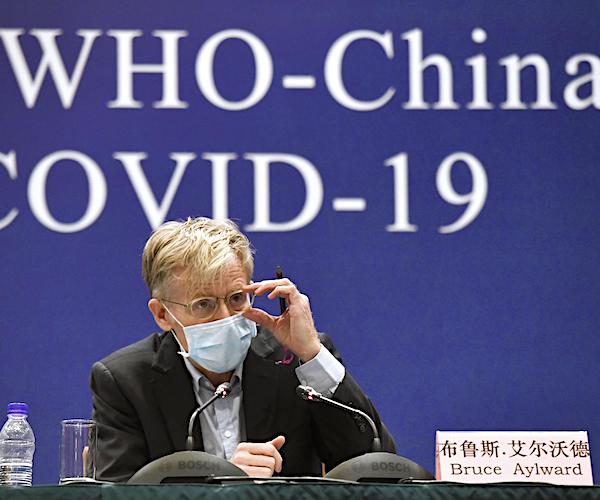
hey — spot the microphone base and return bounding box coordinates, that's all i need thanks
[128,451,247,484]
[325,452,434,483]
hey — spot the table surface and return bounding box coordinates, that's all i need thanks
[1,482,599,499]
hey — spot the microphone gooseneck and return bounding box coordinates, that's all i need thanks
[296,385,381,452]
[185,382,232,451]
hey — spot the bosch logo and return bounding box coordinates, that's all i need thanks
[177,461,217,471]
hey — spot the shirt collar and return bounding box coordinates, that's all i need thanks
[171,330,244,390]
[184,355,244,389]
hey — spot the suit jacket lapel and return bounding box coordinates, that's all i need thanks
[151,332,201,452]
[243,333,281,442]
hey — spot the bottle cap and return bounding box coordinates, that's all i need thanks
[7,403,28,416]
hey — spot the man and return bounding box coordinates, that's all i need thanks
[90,217,395,482]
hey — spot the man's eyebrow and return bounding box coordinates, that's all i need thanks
[190,287,244,297]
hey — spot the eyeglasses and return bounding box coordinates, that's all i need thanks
[160,290,254,321]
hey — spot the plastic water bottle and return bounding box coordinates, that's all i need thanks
[0,403,35,486]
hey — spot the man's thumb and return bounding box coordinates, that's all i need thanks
[270,435,286,450]
[244,308,277,329]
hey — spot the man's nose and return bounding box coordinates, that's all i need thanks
[212,299,232,321]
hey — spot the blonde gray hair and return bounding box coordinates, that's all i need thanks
[142,217,254,297]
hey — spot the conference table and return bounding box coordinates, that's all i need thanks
[1,481,599,499]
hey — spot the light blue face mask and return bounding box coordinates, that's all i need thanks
[165,306,257,373]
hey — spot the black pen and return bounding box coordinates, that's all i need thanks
[275,265,287,315]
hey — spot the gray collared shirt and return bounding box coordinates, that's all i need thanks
[177,337,345,460]
[182,357,245,459]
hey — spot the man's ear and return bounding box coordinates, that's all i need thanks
[148,299,174,332]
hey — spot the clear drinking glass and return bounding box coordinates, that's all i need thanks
[59,419,96,484]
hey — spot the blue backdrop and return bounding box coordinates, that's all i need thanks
[1,0,599,484]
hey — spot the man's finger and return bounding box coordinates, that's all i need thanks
[270,435,286,449]
[237,441,280,456]
[235,451,276,470]
[244,279,294,296]
[243,308,277,327]
[268,435,285,473]
[266,285,299,301]
[239,465,273,478]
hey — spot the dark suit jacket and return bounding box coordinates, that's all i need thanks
[90,328,396,482]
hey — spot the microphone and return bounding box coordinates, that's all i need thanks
[296,385,381,452]
[185,382,232,451]
[128,380,245,484]
[295,385,434,483]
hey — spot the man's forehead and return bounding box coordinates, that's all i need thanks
[169,263,249,297]
[190,276,246,296]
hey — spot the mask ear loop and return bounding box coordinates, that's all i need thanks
[162,302,185,330]
[162,303,191,357]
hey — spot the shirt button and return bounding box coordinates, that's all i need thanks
[224,430,232,438]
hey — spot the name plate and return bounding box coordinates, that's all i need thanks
[435,431,593,485]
